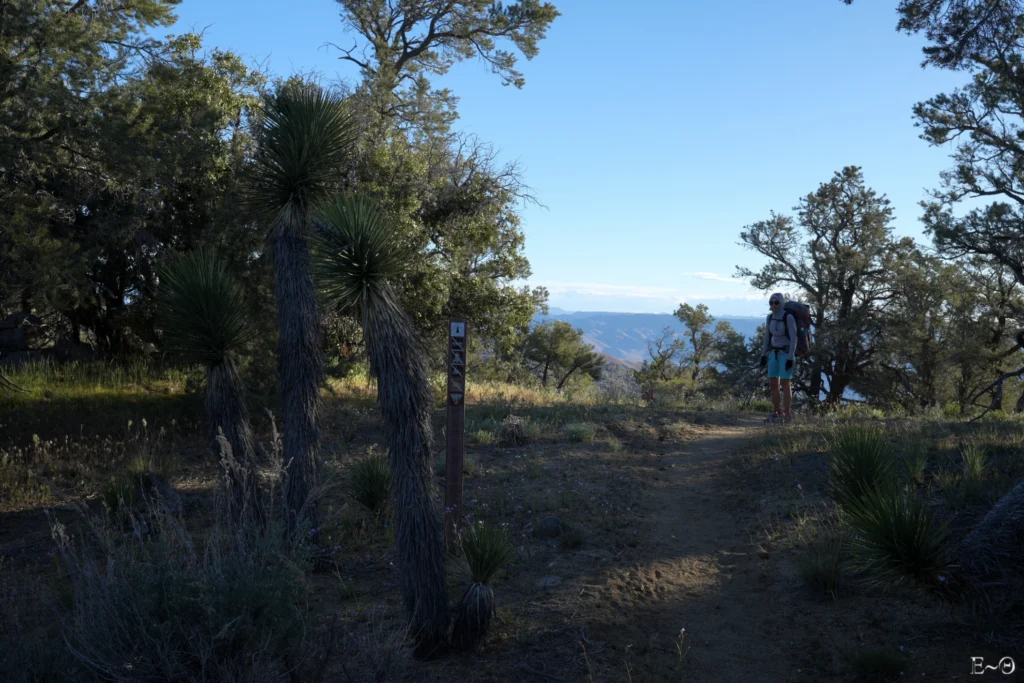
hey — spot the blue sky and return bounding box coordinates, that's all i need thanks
[165,0,969,316]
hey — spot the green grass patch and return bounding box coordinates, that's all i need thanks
[564,422,597,443]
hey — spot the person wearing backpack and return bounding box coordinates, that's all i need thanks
[760,292,797,422]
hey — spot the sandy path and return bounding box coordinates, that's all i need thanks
[576,418,982,683]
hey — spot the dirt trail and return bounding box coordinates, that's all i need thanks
[585,419,796,682]
[580,418,971,683]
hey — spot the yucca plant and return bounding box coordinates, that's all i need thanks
[795,521,848,599]
[452,522,515,651]
[843,486,950,590]
[961,441,986,482]
[350,451,393,517]
[157,248,259,524]
[313,195,450,656]
[902,444,929,486]
[245,82,358,532]
[828,426,896,508]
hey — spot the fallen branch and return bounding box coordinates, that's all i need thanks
[0,372,26,396]
[969,365,1024,423]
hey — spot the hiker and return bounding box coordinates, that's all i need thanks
[760,292,797,422]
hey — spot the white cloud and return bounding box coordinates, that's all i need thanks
[537,281,688,303]
[681,271,749,284]
[525,280,803,315]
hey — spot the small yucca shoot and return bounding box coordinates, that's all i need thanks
[960,442,986,482]
[844,486,950,590]
[829,426,896,508]
[348,452,393,517]
[452,522,515,651]
[902,445,929,486]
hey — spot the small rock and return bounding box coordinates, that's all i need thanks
[535,576,562,589]
[533,516,562,539]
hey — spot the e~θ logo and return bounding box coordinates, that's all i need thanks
[971,657,1016,675]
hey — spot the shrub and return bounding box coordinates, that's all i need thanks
[349,450,393,516]
[452,523,515,652]
[473,429,496,445]
[844,486,950,590]
[496,415,529,446]
[337,607,411,683]
[564,422,597,443]
[828,426,895,507]
[48,501,329,683]
[101,473,140,512]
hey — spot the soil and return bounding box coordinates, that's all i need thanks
[2,410,1018,683]
[417,417,1017,683]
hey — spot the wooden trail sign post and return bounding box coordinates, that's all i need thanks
[444,318,467,549]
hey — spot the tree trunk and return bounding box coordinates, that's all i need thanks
[809,355,824,409]
[365,294,450,657]
[206,356,261,526]
[556,365,579,392]
[826,373,851,410]
[1016,383,1024,414]
[272,225,323,533]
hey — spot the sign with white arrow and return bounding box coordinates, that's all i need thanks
[445,318,467,550]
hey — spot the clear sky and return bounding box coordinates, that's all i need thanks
[164,0,969,317]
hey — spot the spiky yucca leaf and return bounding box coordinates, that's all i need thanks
[452,582,494,652]
[312,195,409,311]
[462,522,515,585]
[903,445,929,485]
[961,441,986,481]
[245,83,357,222]
[844,486,950,590]
[829,426,896,508]
[157,248,254,367]
[453,523,514,652]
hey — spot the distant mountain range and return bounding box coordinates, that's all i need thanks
[534,309,765,365]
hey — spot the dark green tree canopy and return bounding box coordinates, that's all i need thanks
[334,0,559,130]
[523,320,604,391]
[737,166,914,406]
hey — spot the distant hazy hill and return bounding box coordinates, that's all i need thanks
[535,310,765,364]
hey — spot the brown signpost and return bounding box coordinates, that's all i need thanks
[445,318,467,549]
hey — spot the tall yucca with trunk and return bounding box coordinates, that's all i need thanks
[245,83,357,532]
[157,248,259,524]
[313,195,450,657]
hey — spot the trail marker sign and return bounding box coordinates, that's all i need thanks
[445,318,467,549]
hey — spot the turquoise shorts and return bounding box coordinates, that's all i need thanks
[768,350,793,380]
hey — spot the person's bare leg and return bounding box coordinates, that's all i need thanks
[770,377,781,415]
[782,379,792,418]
